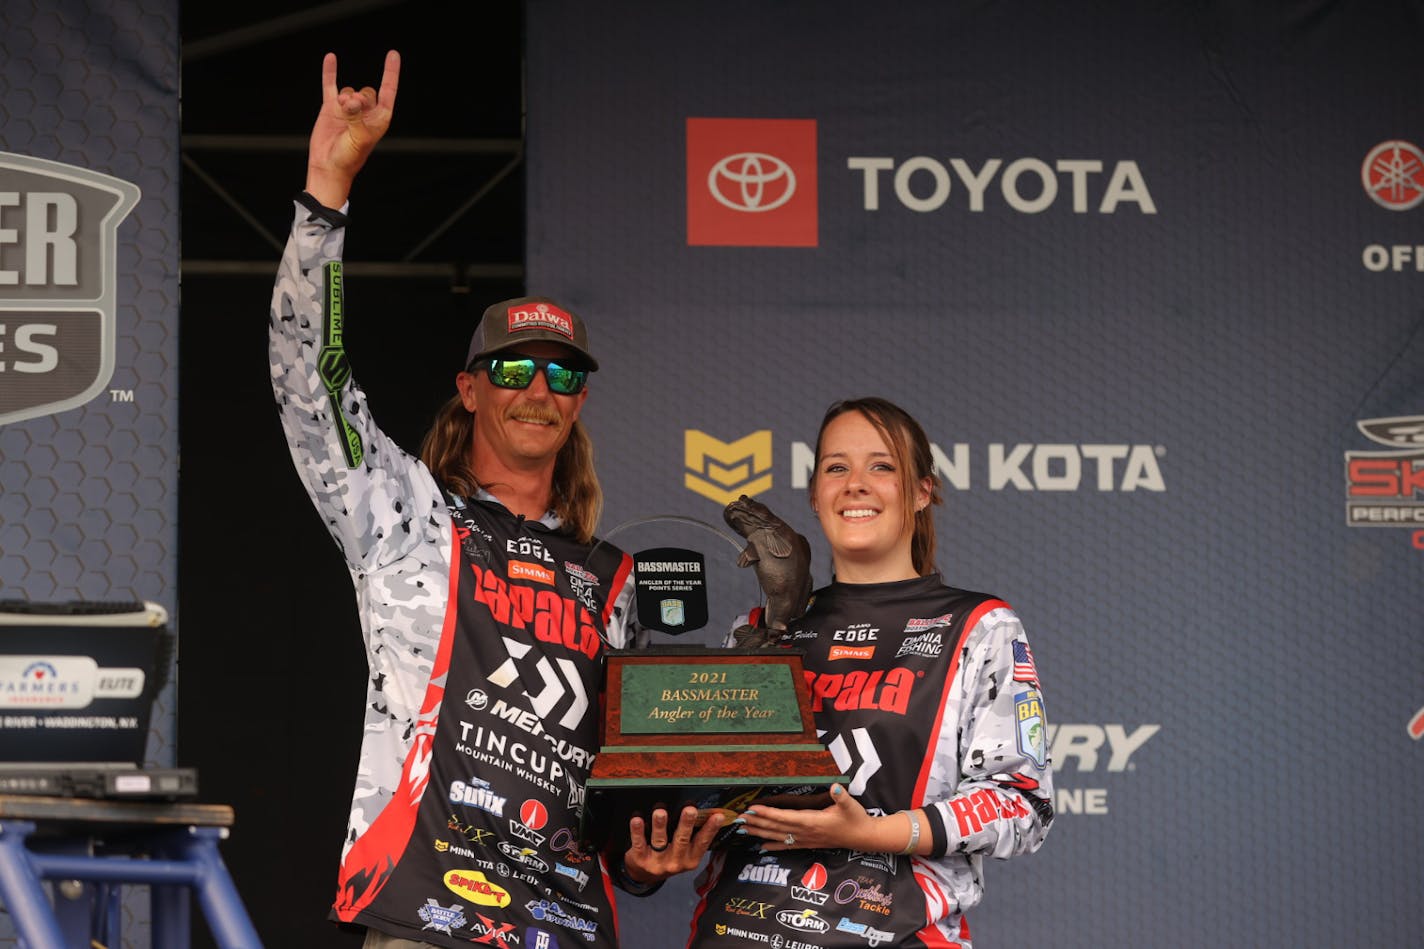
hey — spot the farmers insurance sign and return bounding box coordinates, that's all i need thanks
[0,152,140,425]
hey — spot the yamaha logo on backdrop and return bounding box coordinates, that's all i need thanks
[1361,140,1424,210]
[0,152,140,425]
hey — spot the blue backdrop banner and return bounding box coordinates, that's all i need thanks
[525,2,1424,946]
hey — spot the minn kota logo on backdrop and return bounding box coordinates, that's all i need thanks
[685,429,773,504]
[0,152,141,426]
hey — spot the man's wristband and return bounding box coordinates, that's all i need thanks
[898,810,921,856]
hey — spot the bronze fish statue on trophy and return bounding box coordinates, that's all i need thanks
[723,494,813,647]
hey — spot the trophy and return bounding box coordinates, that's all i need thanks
[578,497,846,854]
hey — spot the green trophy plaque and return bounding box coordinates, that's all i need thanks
[578,515,845,853]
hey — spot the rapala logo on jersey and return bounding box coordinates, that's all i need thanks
[685,429,773,504]
[686,118,818,247]
[469,562,602,660]
[806,668,914,715]
[508,301,575,339]
[1344,415,1424,528]
[443,869,511,907]
[0,152,140,425]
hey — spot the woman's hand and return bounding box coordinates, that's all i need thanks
[736,784,920,854]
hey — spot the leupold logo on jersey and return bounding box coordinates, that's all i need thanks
[686,118,818,246]
[685,429,773,504]
[1343,415,1424,529]
[0,152,140,425]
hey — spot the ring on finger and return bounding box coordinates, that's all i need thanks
[783,833,796,846]
[649,841,669,852]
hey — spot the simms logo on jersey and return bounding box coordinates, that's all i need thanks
[686,118,817,246]
[1344,415,1424,527]
[685,429,773,504]
[0,152,140,425]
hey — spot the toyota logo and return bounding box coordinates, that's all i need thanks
[708,152,797,212]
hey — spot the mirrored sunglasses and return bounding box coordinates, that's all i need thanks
[472,356,588,395]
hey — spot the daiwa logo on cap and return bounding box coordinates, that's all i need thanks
[508,301,575,339]
[686,118,818,246]
[0,152,140,425]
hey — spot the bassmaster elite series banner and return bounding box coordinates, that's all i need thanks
[524,3,1423,946]
[0,5,178,754]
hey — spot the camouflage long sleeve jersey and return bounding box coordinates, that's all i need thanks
[270,198,640,947]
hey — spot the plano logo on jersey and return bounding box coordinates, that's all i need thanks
[685,429,774,503]
[0,152,140,425]
[1343,415,1424,530]
[686,118,818,246]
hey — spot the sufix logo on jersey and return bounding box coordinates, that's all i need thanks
[686,118,818,246]
[1344,415,1424,527]
[0,152,140,425]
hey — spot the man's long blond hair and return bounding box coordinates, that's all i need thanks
[419,394,603,543]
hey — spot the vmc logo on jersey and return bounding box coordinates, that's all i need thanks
[686,118,818,246]
[0,152,140,425]
[685,429,773,504]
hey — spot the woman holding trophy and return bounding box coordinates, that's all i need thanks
[677,396,1056,948]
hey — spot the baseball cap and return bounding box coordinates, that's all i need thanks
[464,296,599,371]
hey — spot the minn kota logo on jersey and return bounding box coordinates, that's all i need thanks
[684,429,773,504]
[0,152,140,425]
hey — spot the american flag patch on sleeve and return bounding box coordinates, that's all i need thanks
[1012,640,1039,685]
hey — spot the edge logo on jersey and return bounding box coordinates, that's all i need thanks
[686,118,818,246]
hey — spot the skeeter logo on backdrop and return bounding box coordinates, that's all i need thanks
[1343,415,1424,531]
[1359,140,1424,272]
[0,152,140,425]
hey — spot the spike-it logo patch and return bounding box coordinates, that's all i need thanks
[684,429,773,504]
[0,152,140,425]
[686,118,818,246]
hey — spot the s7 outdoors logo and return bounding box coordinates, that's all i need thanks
[686,118,818,246]
[0,152,140,425]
